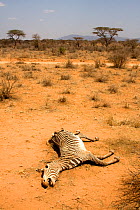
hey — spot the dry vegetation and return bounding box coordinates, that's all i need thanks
[0,40,140,210]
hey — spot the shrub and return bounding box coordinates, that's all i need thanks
[115,169,140,209]
[109,51,128,68]
[60,75,71,80]
[94,59,101,68]
[0,73,18,100]
[59,47,66,55]
[65,60,75,68]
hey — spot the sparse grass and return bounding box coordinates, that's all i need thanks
[94,59,102,68]
[60,74,71,80]
[132,64,139,69]
[55,64,61,68]
[107,136,139,155]
[108,85,118,94]
[102,102,111,107]
[81,65,96,78]
[15,61,25,65]
[93,101,111,108]
[106,116,116,126]
[21,64,41,72]
[21,64,33,71]
[24,71,34,79]
[95,74,108,83]
[107,116,140,128]
[41,78,53,87]
[62,89,71,94]
[123,103,130,109]
[115,168,140,209]
[90,93,100,101]
[65,60,75,68]
[83,65,95,72]
[81,72,95,78]
[58,96,67,103]
[123,76,136,83]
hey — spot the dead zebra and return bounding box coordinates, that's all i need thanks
[37,129,120,188]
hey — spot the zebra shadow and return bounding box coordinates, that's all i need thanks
[48,139,61,157]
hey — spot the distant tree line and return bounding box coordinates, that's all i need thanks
[0,27,140,59]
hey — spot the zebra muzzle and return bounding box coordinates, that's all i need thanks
[41,177,56,188]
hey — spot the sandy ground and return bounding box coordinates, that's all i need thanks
[0,58,139,210]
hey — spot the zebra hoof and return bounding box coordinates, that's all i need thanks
[94,137,99,141]
[114,156,120,162]
[109,150,115,155]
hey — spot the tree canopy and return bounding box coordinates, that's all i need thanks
[7,29,26,46]
[93,27,123,47]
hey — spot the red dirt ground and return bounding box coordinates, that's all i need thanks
[0,59,139,210]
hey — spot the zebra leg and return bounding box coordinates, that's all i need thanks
[95,150,114,160]
[88,152,120,166]
[75,130,99,142]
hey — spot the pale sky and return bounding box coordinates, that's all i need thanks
[0,0,140,39]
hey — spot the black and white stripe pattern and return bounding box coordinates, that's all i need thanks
[40,129,120,188]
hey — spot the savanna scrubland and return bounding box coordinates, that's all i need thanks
[0,39,140,210]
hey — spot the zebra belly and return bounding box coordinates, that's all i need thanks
[76,138,87,151]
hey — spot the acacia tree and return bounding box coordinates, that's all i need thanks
[73,37,83,48]
[93,27,123,48]
[7,29,26,46]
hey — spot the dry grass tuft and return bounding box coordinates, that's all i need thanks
[62,89,71,94]
[93,101,111,108]
[60,75,71,80]
[58,96,67,103]
[41,78,53,87]
[114,168,140,209]
[65,60,75,68]
[90,93,100,101]
[95,74,108,83]
[108,85,118,94]
[107,116,140,128]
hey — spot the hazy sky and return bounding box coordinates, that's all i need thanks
[0,0,140,39]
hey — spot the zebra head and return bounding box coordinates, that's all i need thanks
[37,164,58,188]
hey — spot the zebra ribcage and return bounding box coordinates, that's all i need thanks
[56,132,87,156]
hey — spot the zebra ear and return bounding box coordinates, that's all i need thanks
[36,168,44,173]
